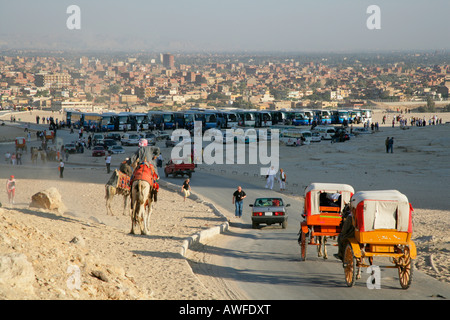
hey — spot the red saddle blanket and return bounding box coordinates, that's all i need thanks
[131,162,158,189]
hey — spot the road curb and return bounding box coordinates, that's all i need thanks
[158,179,229,258]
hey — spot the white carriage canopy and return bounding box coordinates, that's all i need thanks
[305,183,355,215]
[350,190,412,232]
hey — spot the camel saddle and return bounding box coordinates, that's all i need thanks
[106,169,131,191]
[131,162,158,189]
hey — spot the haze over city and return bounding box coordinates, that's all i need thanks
[0,0,449,53]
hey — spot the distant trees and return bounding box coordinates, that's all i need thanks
[417,96,436,112]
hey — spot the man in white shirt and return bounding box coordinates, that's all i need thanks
[105,153,112,174]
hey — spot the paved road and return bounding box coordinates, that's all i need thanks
[167,170,450,300]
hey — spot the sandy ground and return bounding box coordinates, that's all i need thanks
[0,109,449,299]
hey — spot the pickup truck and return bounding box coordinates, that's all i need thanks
[164,159,195,178]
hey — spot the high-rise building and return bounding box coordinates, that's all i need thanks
[161,53,174,69]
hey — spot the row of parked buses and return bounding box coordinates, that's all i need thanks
[64,108,372,132]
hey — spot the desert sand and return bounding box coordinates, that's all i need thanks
[0,108,449,300]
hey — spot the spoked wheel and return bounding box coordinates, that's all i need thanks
[300,231,307,261]
[397,246,413,289]
[343,244,356,287]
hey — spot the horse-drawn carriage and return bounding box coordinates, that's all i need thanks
[342,190,416,289]
[44,130,55,143]
[299,183,355,260]
[15,137,27,153]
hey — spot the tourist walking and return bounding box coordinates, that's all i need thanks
[278,168,287,191]
[385,137,390,153]
[232,186,246,218]
[388,137,394,153]
[105,153,112,174]
[59,160,65,178]
[181,178,191,202]
[265,166,276,190]
[6,175,16,204]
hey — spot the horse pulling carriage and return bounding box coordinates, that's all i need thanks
[342,190,416,289]
[15,137,27,153]
[299,183,355,260]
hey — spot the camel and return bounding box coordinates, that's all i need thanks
[31,147,39,165]
[130,179,153,235]
[129,156,158,235]
[105,160,133,216]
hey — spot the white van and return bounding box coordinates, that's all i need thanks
[280,129,309,146]
[121,133,140,146]
[312,126,335,140]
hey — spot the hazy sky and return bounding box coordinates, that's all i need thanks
[0,0,449,52]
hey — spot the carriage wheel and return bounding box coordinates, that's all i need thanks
[300,231,307,261]
[397,246,413,289]
[344,244,356,287]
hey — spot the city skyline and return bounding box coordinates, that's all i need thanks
[0,0,449,53]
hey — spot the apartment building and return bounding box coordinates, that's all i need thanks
[35,72,71,89]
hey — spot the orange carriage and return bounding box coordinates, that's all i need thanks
[299,183,355,261]
[44,130,55,143]
[343,190,416,289]
[15,137,27,153]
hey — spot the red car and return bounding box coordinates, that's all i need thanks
[92,146,106,157]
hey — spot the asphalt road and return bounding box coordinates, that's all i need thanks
[168,170,450,300]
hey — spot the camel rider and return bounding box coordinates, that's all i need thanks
[130,139,160,179]
[119,157,133,176]
[130,139,160,202]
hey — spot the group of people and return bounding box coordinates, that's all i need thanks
[385,137,395,153]
[4,151,23,165]
[264,168,287,191]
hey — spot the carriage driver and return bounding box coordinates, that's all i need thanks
[334,204,355,261]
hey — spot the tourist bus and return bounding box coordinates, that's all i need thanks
[348,109,362,124]
[99,112,116,131]
[291,110,309,126]
[236,110,256,127]
[331,109,350,124]
[255,111,272,127]
[114,112,132,131]
[270,110,289,125]
[67,111,84,128]
[361,109,373,124]
[216,110,239,128]
[132,113,150,130]
[314,110,332,124]
[148,111,173,129]
[203,111,219,129]
[82,112,103,131]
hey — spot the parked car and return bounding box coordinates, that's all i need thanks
[109,145,125,154]
[143,133,156,145]
[92,134,104,145]
[121,133,140,146]
[64,143,77,154]
[92,145,106,157]
[105,132,121,141]
[311,132,322,142]
[102,139,117,149]
[156,130,170,140]
[250,197,290,229]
